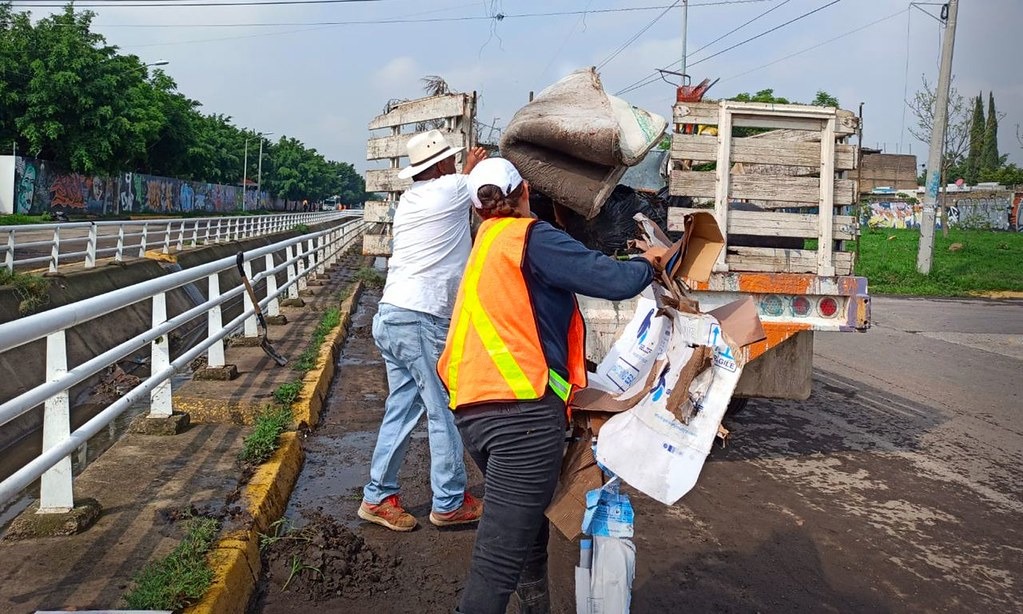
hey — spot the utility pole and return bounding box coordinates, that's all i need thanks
[242,139,249,211]
[680,0,689,79]
[256,138,265,212]
[917,0,958,274]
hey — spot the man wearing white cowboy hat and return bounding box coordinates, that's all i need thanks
[359,129,488,532]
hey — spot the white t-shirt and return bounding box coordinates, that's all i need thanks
[380,174,473,318]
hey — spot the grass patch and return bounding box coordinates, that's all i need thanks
[123,515,221,611]
[0,269,51,314]
[856,228,1023,296]
[240,405,293,464]
[293,223,310,234]
[353,266,385,289]
[294,306,341,372]
[272,380,303,407]
[0,213,52,225]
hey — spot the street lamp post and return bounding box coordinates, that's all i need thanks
[256,133,273,211]
[242,131,273,211]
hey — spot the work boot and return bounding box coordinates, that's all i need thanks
[429,492,483,527]
[358,494,417,532]
[515,575,551,614]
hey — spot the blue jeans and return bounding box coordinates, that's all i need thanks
[363,303,467,513]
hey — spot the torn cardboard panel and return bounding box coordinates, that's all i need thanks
[546,434,603,540]
[708,297,767,348]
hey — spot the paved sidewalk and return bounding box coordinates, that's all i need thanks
[0,249,365,613]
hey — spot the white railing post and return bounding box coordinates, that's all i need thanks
[6,228,16,272]
[84,223,98,269]
[49,227,61,273]
[191,221,199,247]
[296,243,308,292]
[39,330,74,513]
[286,244,299,299]
[243,259,258,338]
[177,221,186,251]
[207,273,225,368]
[150,292,173,417]
[214,220,222,243]
[115,225,125,263]
[307,238,317,278]
[162,222,173,254]
[139,224,149,257]
[316,235,326,275]
[203,220,211,245]
[265,253,280,316]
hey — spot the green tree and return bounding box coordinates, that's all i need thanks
[731,88,791,105]
[2,5,163,173]
[811,90,839,107]
[964,93,985,184]
[981,92,1000,173]
[908,76,971,173]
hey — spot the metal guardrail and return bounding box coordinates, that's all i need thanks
[2,211,352,273]
[0,216,370,511]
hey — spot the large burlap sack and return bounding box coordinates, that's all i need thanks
[500,68,667,219]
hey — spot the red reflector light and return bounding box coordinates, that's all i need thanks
[792,296,812,317]
[818,297,839,318]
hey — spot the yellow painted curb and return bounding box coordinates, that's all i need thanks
[969,290,1023,299]
[292,280,365,429]
[143,249,178,263]
[184,432,303,614]
[186,279,368,614]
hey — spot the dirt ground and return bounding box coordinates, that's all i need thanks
[253,291,1022,614]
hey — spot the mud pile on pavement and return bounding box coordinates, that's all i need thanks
[263,513,402,601]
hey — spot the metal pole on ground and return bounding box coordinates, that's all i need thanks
[917,0,958,274]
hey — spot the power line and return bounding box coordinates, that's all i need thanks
[596,1,680,71]
[615,0,844,95]
[11,0,775,10]
[719,7,909,83]
[609,0,785,94]
[686,0,791,58]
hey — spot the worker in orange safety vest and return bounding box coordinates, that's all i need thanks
[439,157,665,614]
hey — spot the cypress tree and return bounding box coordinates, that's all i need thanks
[981,92,1000,174]
[965,93,985,184]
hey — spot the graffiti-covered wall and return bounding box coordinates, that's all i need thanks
[0,155,290,216]
[864,191,1018,231]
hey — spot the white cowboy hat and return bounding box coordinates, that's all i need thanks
[398,129,464,180]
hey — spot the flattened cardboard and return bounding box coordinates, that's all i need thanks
[546,434,603,540]
[708,296,766,348]
[675,212,724,283]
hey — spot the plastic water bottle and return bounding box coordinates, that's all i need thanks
[579,538,592,570]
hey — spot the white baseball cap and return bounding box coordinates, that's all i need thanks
[467,158,524,210]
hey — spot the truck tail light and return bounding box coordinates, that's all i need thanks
[760,295,784,317]
[791,296,812,317]
[818,297,839,318]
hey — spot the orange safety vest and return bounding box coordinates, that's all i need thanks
[438,217,587,410]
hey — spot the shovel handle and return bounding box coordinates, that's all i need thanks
[236,252,268,330]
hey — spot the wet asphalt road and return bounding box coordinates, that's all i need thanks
[263,294,1023,613]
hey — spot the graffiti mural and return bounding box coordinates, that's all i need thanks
[9,156,289,216]
[1012,192,1023,232]
[865,192,1013,231]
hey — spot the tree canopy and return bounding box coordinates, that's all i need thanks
[0,2,365,204]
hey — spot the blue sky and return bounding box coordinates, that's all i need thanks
[17,0,1023,173]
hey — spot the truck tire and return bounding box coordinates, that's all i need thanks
[725,397,749,417]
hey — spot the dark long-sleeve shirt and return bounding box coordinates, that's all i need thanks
[522,221,653,379]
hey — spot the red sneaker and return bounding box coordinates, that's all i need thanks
[429,493,483,527]
[358,495,417,532]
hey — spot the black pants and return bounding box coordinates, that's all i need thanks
[454,392,567,614]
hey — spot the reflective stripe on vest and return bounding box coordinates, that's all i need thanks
[445,218,539,407]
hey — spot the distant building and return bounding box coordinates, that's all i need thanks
[858,152,918,193]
